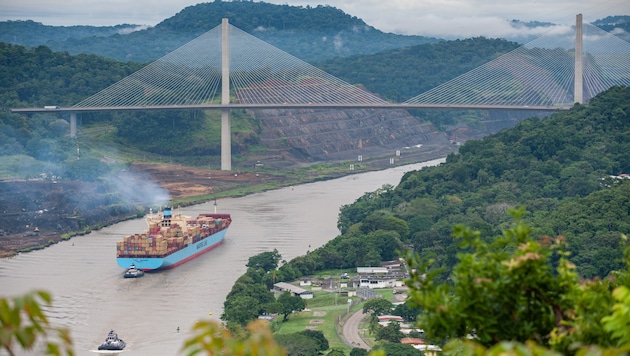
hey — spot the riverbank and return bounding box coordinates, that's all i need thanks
[0,167,289,258]
[0,145,455,258]
[1,157,444,356]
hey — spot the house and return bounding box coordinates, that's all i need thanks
[381,259,407,273]
[355,272,407,289]
[400,327,424,335]
[273,282,314,299]
[357,267,389,274]
[413,344,442,355]
[377,315,405,326]
[400,338,425,346]
[353,262,409,289]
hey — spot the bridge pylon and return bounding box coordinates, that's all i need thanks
[221,18,231,171]
[574,14,583,104]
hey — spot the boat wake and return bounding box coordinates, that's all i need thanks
[89,349,127,354]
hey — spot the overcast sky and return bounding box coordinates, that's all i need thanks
[0,0,628,38]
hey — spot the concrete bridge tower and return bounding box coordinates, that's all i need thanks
[574,14,583,104]
[221,18,231,171]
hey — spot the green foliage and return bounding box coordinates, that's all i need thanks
[350,348,369,356]
[372,342,423,355]
[403,209,630,354]
[392,302,421,322]
[361,213,410,241]
[222,295,265,326]
[362,298,394,317]
[2,2,439,64]
[222,272,276,326]
[375,321,404,343]
[0,290,73,355]
[602,286,630,346]
[182,319,286,356]
[405,209,574,346]
[335,86,630,280]
[0,20,140,48]
[321,37,520,102]
[274,333,320,356]
[247,249,282,272]
[275,291,307,322]
[299,329,329,352]
[0,42,142,108]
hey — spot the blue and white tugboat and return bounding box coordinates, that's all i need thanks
[123,264,144,278]
[98,330,126,351]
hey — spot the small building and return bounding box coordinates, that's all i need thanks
[382,259,406,273]
[299,279,312,286]
[273,282,314,299]
[354,263,408,289]
[400,327,424,335]
[357,267,389,274]
[400,337,425,346]
[413,344,442,355]
[356,273,406,289]
[378,315,404,323]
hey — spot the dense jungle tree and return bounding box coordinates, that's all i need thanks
[403,208,630,354]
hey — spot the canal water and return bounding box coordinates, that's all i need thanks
[0,159,443,355]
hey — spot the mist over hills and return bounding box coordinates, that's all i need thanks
[1,1,628,64]
[0,2,440,63]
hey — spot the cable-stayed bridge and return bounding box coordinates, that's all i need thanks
[11,16,630,170]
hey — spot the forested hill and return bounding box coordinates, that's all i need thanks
[0,2,438,63]
[217,88,630,331]
[0,43,143,108]
[320,37,520,102]
[330,86,630,279]
[214,88,630,304]
[0,37,523,171]
[0,20,142,48]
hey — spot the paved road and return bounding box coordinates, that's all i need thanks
[342,309,370,349]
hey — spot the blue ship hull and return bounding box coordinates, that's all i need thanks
[117,228,228,271]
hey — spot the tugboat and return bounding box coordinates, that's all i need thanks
[123,264,144,278]
[98,330,126,351]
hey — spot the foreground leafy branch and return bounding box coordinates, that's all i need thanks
[403,208,630,354]
[0,290,73,356]
[181,319,286,356]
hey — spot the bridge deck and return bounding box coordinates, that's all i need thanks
[11,103,569,113]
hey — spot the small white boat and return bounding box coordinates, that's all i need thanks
[123,264,144,278]
[98,330,126,351]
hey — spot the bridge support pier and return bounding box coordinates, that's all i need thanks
[70,112,77,138]
[221,109,231,171]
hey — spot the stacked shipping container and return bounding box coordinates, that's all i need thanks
[116,214,231,258]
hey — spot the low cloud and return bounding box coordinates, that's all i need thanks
[117,25,151,35]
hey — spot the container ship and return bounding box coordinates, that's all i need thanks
[116,207,231,271]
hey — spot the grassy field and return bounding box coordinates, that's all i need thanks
[272,281,398,354]
[273,291,357,351]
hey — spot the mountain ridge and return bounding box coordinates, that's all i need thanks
[0,2,439,63]
[2,2,628,64]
